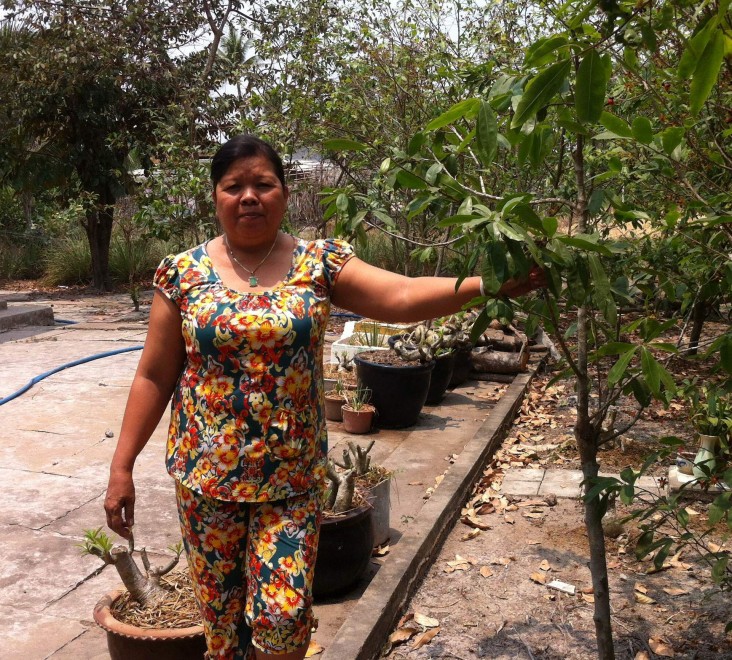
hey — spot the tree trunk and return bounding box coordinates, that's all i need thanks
[470,347,528,374]
[85,188,115,291]
[575,307,615,659]
[110,547,168,608]
[573,130,615,659]
[686,300,707,356]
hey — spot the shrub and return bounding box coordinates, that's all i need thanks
[43,231,91,285]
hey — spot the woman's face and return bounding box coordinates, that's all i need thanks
[213,155,289,247]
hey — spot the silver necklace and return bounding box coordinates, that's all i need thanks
[224,234,278,287]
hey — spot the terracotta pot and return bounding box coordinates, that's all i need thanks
[324,392,347,421]
[93,589,206,660]
[342,404,375,434]
[314,505,374,599]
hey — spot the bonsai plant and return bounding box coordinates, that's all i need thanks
[81,527,205,659]
[314,441,392,596]
[435,311,477,387]
[341,385,376,434]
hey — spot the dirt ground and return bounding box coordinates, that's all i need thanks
[382,365,732,660]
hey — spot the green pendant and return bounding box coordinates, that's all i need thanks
[249,275,258,287]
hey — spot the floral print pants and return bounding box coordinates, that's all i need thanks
[175,481,321,658]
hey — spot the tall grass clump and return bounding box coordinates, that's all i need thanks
[43,230,91,285]
[0,231,46,280]
[109,234,167,285]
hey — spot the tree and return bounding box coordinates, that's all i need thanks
[0,1,240,289]
[327,0,732,656]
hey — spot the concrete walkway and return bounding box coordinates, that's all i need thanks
[0,305,541,660]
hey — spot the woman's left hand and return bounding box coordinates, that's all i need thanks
[499,265,548,298]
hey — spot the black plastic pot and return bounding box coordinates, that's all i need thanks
[354,352,435,428]
[314,505,374,599]
[425,351,456,405]
[449,344,473,388]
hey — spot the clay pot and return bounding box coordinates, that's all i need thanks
[314,505,374,599]
[93,590,206,660]
[341,404,375,434]
[324,392,347,421]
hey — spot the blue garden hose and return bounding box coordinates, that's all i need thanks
[1,313,361,406]
[0,345,143,406]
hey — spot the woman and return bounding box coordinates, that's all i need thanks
[105,135,545,660]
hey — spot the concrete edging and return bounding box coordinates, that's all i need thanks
[321,365,541,660]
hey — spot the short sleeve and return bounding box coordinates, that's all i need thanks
[153,254,182,304]
[322,239,355,290]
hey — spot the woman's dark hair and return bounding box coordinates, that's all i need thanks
[211,135,286,188]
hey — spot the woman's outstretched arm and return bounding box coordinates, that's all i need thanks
[332,257,545,323]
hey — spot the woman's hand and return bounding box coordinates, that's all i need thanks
[104,468,135,539]
[499,265,548,298]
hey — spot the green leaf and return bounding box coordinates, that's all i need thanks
[608,347,637,386]
[475,101,498,166]
[323,139,368,152]
[542,216,558,236]
[524,35,568,68]
[594,341,635,357]
[426,98,480,131]
[631,117,653,144]
[690,30,725,116]
[512,59,571,129]
[575,49,610,123]
[620,484,635,505]
[678,17,718,80]
[482,242,508,295]
[396,169,428,190]
[599,111,633,138]
[556,235,613,255]
[661,127,685,156]
[469,307,491,345]
[640,347,661,398]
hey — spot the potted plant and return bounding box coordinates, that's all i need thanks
[324,378,348,422]
[82,527,205,660]
[436,311,477,388]
[341,385,376,434]
[315,441,394,598]
[684,383,732,479]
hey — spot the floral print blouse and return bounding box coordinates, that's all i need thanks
[154,237,354,503]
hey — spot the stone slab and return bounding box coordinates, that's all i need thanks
[0,304,54,332]
[0,605,91,660]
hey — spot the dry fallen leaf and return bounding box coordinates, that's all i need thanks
[662,587,689,597]
[581,593,595,604]
[408,481,424,486]
[411,627,440,649]
[461,514,491,531]
[634,652,651,660]
[530,572,547,584]
[305,640,324,657]
[492,556,513,566]
[461,529,481,542]
[504,515,515,524]
[372,544,390,557]
[649,637,676,657]
[523,512,545,519]
[634,592,657,605]
[414,612,440,628]
[480,566,494,578]
[635,583,649,594]
[389,627,417,644]
[539,560,551,572]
